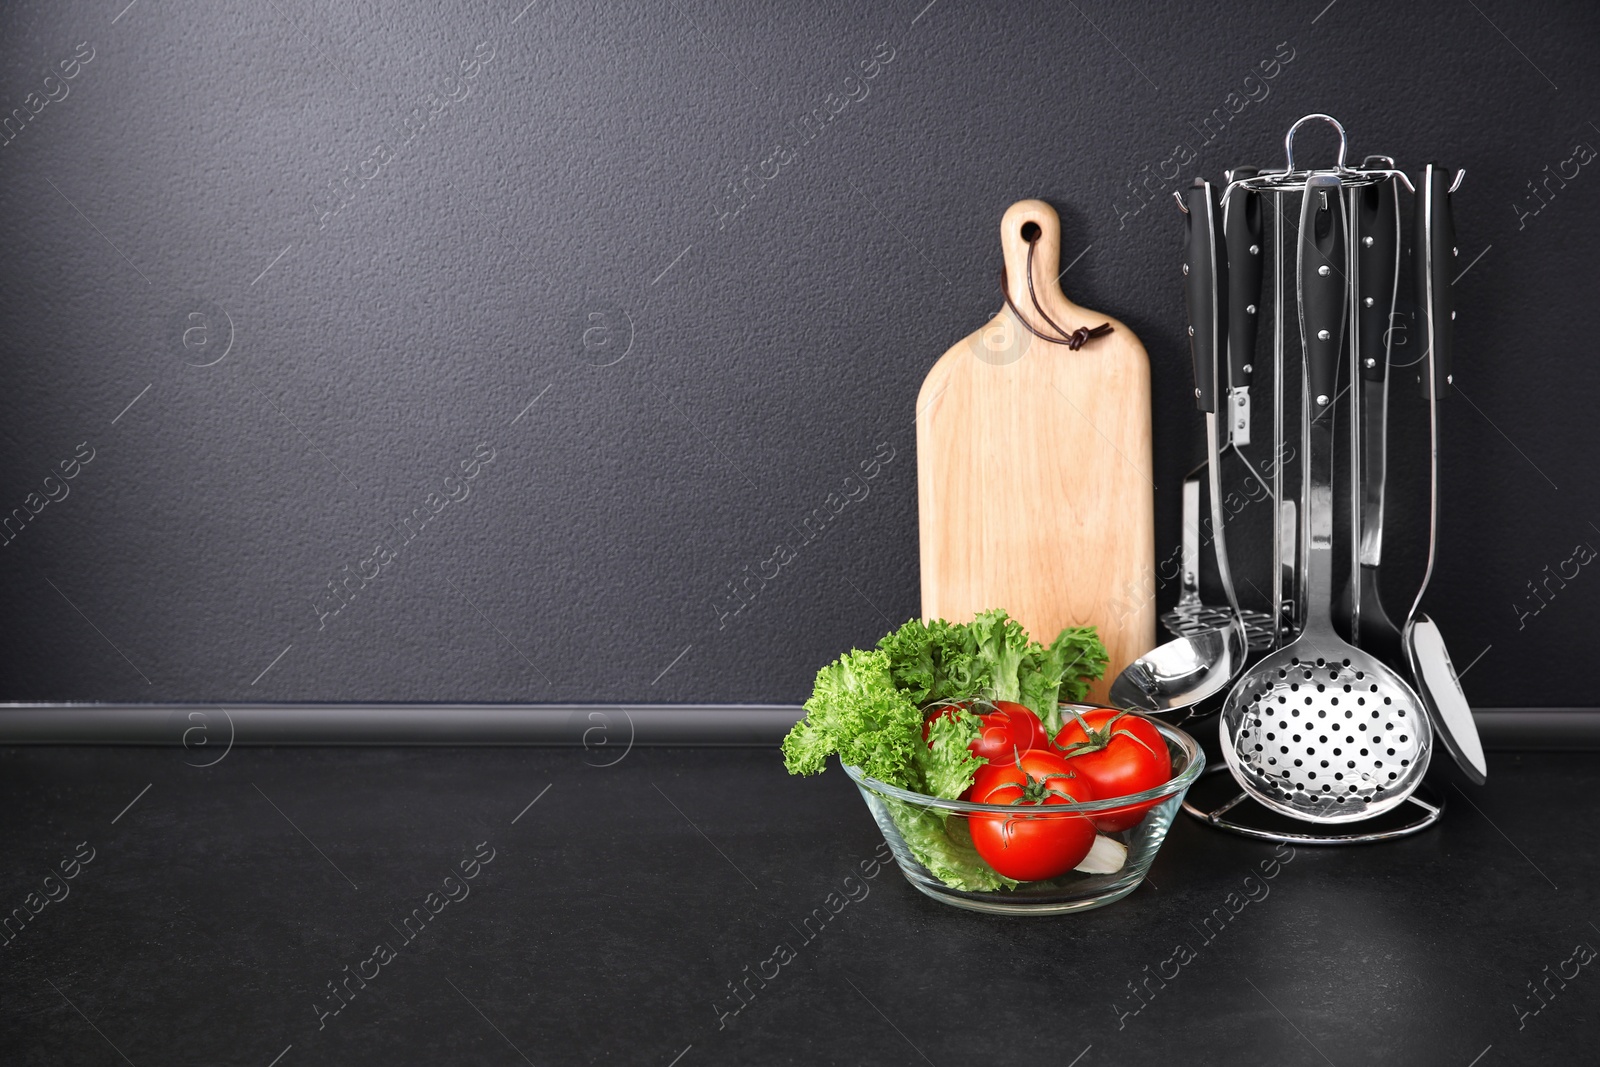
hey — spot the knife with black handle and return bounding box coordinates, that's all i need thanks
[1223,166,1263,447]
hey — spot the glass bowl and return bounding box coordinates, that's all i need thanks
[843,714,1204,915]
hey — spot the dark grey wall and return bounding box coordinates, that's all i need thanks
[1,0,1596,708]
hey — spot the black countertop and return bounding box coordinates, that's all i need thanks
[2,743,1595,1065]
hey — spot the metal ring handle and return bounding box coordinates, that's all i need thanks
[1283,113,1348,173]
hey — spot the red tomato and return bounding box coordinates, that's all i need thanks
[975,701,1051,759]
[968,749,1096,881]
[925,700,1048,769]
[1053,708,1173,832]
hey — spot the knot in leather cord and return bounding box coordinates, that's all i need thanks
[999,235,1113,350]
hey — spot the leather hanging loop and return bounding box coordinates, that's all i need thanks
[999,235,1113,350]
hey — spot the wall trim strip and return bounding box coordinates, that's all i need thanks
[1,704,1597,749]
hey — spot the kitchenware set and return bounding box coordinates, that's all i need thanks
[1118,114,1486,842]
[908,113,1484,851]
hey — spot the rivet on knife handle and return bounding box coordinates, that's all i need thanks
[1183,178,1227,413]
[1416,162,1457,399]
[1297,174,1346,409]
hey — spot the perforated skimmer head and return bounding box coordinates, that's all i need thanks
[1220,646,1431,821]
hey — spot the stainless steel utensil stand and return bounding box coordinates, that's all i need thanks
[1174,113,1476,846]
[1180,764,1444,843]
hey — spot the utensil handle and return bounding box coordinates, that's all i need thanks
[1298,176,1347,408]
[1183,179,1227,413]
[1357,177,1400,381]
[1298,175,1346,634]
[1409,163,1458,621]
[1270,189,1294,645]
[1416,163,1456,398]
[1181,470,1201,599]
[1225,167,1263,391]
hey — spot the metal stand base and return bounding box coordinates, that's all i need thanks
[1181,764,1445,844]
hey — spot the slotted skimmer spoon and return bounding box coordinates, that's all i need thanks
[1219,171,1432,822]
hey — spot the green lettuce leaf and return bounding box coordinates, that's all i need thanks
[781,648,925,787]
[877,617,985,707]
[781,642,987,800]
[875,618,940,705]
[915,704,985,798]
[1021,625,1110,734]
[968,609,1031,702]
[882,797,1018,893]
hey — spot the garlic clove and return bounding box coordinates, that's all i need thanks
[1073,834,1128,874]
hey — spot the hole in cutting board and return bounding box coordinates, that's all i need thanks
[1020,221,1041,241]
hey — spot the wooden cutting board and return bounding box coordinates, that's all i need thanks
[917,199,1154,702]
